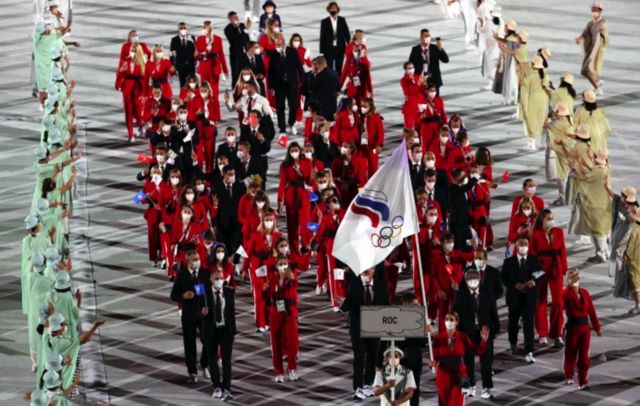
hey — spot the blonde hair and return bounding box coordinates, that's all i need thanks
[132,44,147,75]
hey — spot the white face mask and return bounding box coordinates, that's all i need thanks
[445,320,456,330]
[215,252,225,261]
[278,246,289,255]
[162,124,171,133]
[444,243,454,252]
[317,182,328,190]
[130,52,136,59]
[241,89,249,96]
[156,154,166,164]
[179,113,188,121]
[304,152,313,159]
[153,95,161,101]
[351,105,358,112]
[185,193,195,202]
[427,91,437,98]
[474,259,484,269]
[255,48,262,55]
[227,176,236,184]
[170,177,180,186]
[151,174,163,184]
[322,132,330,140]
[188,82,196,89]
[181,212,191,222]
[426,181,436,190]
[425,159,435,169]
[256,201,266,209]
[452,127,460,134]
[423,37,431,45]
[236,150,245,159]
[545,219,555,228]
[360,274,371,284]
[155,52,163,59]
[201,28,208,36]
[471,173,481,180]
[522,209,532,216]
[361,107,369,114]
[204,242,213,249]
[179,29,187,36]
[226,135,236,144]
[264,220,274,229]
[427,215,438,224]
[527,186,537,195]
[242,74,251,82]
[191,260,201,270]
[292,40,301,48]
[200,91,208,98]
[440,136,449,144]
[196,184,205,192]
[571,280,579,288]
[518,246,529,256]
[273,26,281,33]
[213,279,224,289]
[331,202,341,210]
[278,264,288,273]
[414,153,423,162]
[340,147,349,155]
[467,279,480,289]
[406,68,415,75]
[290,151,300,160]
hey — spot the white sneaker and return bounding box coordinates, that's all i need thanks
[481,388,493,399]
[212,388,223,398]
[566,379,574,385]
[315,285,322,295]
[201,366,210,379]
[290,126,298,136]
[539,337,548,345]
[258,327,266,333]
[468,386,476,397]
[525,352,535,364]
[595,87,604,96]
[576,235,592,245]
[274,374,285,383]
[628,306,640,315]
[288,370,299,381]
[332,306,340,313]
[321,284,328,294]
[353,388,366,400]
[362,385,374,397]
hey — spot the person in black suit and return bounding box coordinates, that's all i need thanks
[216,126,241,168]
[175,106,199,184]
[268,35,305,135]
[409,144,426,191]
[224,11,251,85]
[235,141,266,184]
[319,1,351,74]
[237,41,267,94]
[170,251,210,383]
[239,110,274,182]
[312,123,339,168]
[454,267,499,400]
[213,166,247,255]
[136,143,182,182]
[170,22,197,88]
[448,169,478,250]
[501,237,545,364]
[201,268,236,401]
[309,56,339,121]
[340,267,390,400]
[471,248,504,301]
[408,29,449,95]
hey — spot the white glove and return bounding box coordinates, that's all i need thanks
[183,130,194,143]
[221,73,228,81]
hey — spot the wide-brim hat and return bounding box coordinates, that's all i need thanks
[55,271,71,290]
[383,347,405,359]
[44,247,61,264]
[594,150,608,166]
[30,390,49,406]
[37,198,50,214]
[34,145,48,162]
[46,351,63,371]
[574,124,590,140]
[42,370,61,389]
[32,253,46,270]
[518,30,529,42]
[541,47,551,60]
[562,72,574,85]
[47,127,62,145]
[24,214,39,230]
[622,186,637,204]
[48,313,66,332]
[262,0,276,10]
[531,55,544,69]
[554,103,570,117]
[505,20,517,31]
[584,89,597,103]
[51,66,64,82]
[591,1,603,10]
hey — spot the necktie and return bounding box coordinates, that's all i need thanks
[247,96,253,113]
[192,271,197,282]
[365,284,373,305]
[519,258,527,281]
[250,57,255,65]
[215,290,223,323]
[227,184,232,199]
[182,37,186,47]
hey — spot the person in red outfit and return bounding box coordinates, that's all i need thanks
[116,43,146,140]
[179,75,200,120]
[418,83,447,149]
[468,164,492,247]
[302,100,323,143]
[195,20,228,121]
[510,178,545,216]
[277,142,313,255]
[447,131,474,175]
[246,212,281,332]
[430,233,474,331]
[267,255,300,382]
[331,141,368,206]
[312,195,346,308]
[339,43,372,106]
[207,242,236,288]
[141,85,172,133]
[400,61,427,130]
[427,311,490,406]
[529,208,568,347]
[428,126,453,173]
[175,185,210,231]
[343,30,369,68]
[145,44,175,99]
[563,269,602,390]
[117,30,151,72]
[359,98,384,175]
[259,18,280,107]
[171,205,204,276]
[191,82,218,172]
[142,165,171,266]
[414,194,443,310]
[507,197,538,251]
[331,98,361,147]
[475,147,496,248]
[160,169,184,278]
[303,142,325,177]
[237,176,263,230]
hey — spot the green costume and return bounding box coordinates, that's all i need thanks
[29,271,55,356]
[21,233,52,315]
[39,331,80,391]
[546,115,575,182]
[520,67,550,137]
[550,87,575,114]
[574,107,612,154]
[570,165,612,237]
[625,223,640,292]
[34,31,61,91]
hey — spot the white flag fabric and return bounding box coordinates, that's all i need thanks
[332,144,418,275]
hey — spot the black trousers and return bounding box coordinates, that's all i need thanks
[181,318,208,374]
[217,221,242,256]
[351,335,379,390]
[508,295,535,352]
[274,82,299,132]
[325,46,345,77]
[463,330,494,389]
[203,321,234,390]
[229,52,241,86]
[450,222,472,250]
[177,66,195,88]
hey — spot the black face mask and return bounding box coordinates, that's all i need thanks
[584,101,598,111]
[492,16,500,25]
[329,10,338,16]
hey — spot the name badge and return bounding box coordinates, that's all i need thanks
[276,299,286,313]
[194,283,205,296]
[255,265,268,278]
[334,268,345,280]
[352,76,361,87]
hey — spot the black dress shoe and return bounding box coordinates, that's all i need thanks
[510,344,518,355]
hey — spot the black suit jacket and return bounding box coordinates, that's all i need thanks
[236,157,266,182]
[312,135,339,168]
[501,255,544,306]
[408,44,449,87]
[409,162,426,191]
[268,47,304,88]
[214,181,246,228]
[448,178,478,227]
[201,284,237,336]
[238,53,266,79]
[319,16,350,55]
[239,122,274,161]
[340,275,389,338]
[453,287,499,334]
[434,169,450,218]
[170,34,196,72]
[309,68,339,119]
[217,142,240,166]
[170,267,211,323]
[224,23,250,60]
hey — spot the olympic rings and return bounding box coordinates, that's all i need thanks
[370,216,405,249]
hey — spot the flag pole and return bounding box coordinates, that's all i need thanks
[327,256,336,310]
[414,233,435,373]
